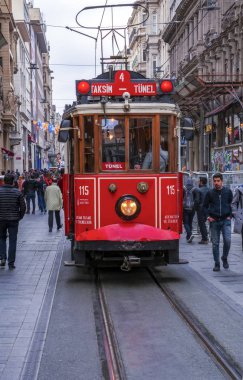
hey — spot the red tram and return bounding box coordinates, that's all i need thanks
[59,69,183,270]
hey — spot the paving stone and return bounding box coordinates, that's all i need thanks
[0,212,63,379]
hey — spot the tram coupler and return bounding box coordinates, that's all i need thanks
[120,255,141,271]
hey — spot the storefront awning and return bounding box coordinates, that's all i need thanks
[28,133,36,143]
[1,147,14,157]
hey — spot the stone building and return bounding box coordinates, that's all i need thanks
[0,0,18,171]
[127,0,243,171]
[162,0,243,171]
[0,0,55,172]
[12,0,31,172]
[127,0,170,79]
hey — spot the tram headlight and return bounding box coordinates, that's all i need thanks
[115,195,141,220]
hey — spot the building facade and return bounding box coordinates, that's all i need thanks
[164,0,243,171]
[0,0,18,171]
[0,0,56,173]
[128,0,170,79]
[128,0,243,172]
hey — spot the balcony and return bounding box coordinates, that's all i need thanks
[29,8,48,53]
[9,131,22,146]
[128,28,137,47]
[12,0,30,42]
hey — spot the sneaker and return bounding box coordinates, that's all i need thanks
[222,259,229,269]
[49,228,52,232]
[198,240,209,244]
[57,224,63,230]
[0,259,6,267]
[32,211,35,214]
[213,263,220,272]
[187,235,194,243]
[8,263,16,270]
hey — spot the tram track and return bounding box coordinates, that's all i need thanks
[94,269,127,380]
[148,267,243,380]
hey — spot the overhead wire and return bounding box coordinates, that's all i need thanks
[94,0,109,75]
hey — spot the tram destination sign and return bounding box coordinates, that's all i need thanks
[76,70,174,97]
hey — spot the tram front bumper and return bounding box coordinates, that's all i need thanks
[73,223,180,264]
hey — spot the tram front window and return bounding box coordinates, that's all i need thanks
[102,118,125,170]
[129,118,153,170]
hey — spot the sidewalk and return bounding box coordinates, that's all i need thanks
[180,230,243,310]
[0,213,242,379]
[0,211,64,380]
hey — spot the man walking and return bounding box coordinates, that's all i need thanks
[23,174,38,214]
[182,178,199,243]
[44,177,63,232]
[0,174,26,269]
[197,177,209,244]
[203,172,233,271]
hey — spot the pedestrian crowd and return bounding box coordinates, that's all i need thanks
[0,168,64,269]
[1,167,243,272]
[183,172,243,272]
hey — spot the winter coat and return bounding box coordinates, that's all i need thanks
[44,183,63,211]
[203,186,233,220]
[231,186,243,233]
[197,185,209,211]
[23,179,38,196]
[0,185,26,221]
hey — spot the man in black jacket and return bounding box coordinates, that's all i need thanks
[0,174,26,269]
[203,172,233,271]
[23,174,37,214]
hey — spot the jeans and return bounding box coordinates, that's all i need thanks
[37,192,46,212]
[183,210,195,240]
[26,194,35,213]
[210,219,231,264]
[0,220,19,264]
[197,208,208,241]
[48,210,61,230]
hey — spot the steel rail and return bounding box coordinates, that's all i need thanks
[148,268,242,380]
[95,271,127,380]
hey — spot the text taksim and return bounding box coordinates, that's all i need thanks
[92,84,113,94]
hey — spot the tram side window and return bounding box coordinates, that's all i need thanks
[160,116,169,172]
[84,116,94,173]
[101,118,125,170]
[129,118,152,169]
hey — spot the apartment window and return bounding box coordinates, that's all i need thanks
[152,55,157,77]
[151,13,157,35]
[142,12,147,26]
[142,49,146,62]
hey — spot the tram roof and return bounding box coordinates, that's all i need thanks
[63,101,178,119]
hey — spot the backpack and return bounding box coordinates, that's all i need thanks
[183,187,195,211]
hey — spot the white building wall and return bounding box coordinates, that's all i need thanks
[127,0,171,79]
[12,0,32,173]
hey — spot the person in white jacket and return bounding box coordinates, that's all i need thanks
[44,177,63,232]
